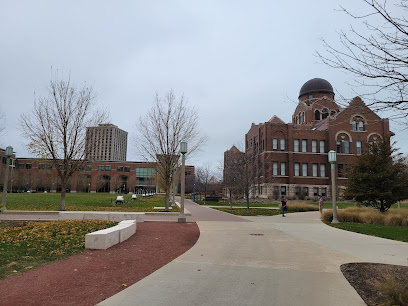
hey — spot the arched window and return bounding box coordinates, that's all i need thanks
[299,113,302,124]
[352,121,357,131]
[295,116,298,125]
[351,116,365,131]
[336,133,351,154]
[330,110,336,117]
[314,110,320,120]
[322,108,328,119]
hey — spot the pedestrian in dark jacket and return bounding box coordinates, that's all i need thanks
[281,197,287,217]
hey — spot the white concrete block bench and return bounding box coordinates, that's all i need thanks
[59,211,145,222]
[85,220,136,250]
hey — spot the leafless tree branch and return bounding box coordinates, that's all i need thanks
[19,72,108,210]
[133,90,206,210]
[317,0,408,119]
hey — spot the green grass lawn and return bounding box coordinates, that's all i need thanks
[197,200,280,207]
[0,220,116,279]
[330,222,408,243]
[2,193,178,212]
[197,200,357,209]
[213,207,285,216]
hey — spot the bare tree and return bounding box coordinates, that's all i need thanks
[195,165,213,203]
[318,0,408,117]
[134,90,206,211]
[20,75,107,210]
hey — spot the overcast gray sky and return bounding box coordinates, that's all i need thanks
[1,0,408,174]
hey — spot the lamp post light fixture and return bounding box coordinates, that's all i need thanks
[178,141,187,223]
[1,146,13,211]
[328,150,339,224]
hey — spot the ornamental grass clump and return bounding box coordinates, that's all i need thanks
[322,207,408,226]
[279,202,319,212]
[375,273,408,306]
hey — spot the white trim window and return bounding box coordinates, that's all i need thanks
[302,163,308,176]
[302,139,307,152]
[312,140,317,153]
[294,163,300,176]
[356,141,362,155]
[320,164,326,177]
[320,140,325,153]
[294,139,300,152]
[280,139,286,151]
[273,138,278,150]
[273,162,278,175]
[281,162,286,176]
[312,163,318,177]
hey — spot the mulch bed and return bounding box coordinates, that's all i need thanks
[341,262,408,306]
[0,221,200,306]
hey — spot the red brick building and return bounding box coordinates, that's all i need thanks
[241,78,393,199]
[0,148,194,194]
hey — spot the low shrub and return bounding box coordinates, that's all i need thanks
[322,207,408,226]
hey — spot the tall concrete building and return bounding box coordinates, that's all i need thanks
[85,124,128,161]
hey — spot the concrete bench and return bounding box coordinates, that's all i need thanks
[85,220,136,250]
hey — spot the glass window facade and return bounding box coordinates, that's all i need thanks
[136,167,155,178]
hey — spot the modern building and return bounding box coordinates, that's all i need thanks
[0,149,195,194]
[85,124,128,161]
[226,78,393,200]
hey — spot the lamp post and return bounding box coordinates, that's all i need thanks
[178,141,187,223]
[1,146,13,211]
[328,150,339,224]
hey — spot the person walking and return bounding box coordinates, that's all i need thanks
[281,197,287,217]
[318,195,323,216]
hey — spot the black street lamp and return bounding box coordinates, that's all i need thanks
[1,146,13,211]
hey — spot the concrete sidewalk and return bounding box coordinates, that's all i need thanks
[98,211,408,306]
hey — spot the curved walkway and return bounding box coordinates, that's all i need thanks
[2,200,408,305]
[99,209,408,306]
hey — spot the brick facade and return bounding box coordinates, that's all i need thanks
[0,149,194,194]
[231,78,393,200]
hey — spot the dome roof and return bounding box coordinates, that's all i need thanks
[299,78,334,98]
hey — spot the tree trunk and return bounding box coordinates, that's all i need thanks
[246,188,250,214]
[164,185,170,211]
[60,183,67,211]
[229,190,232,209]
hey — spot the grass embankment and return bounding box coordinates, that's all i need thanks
[0,220,116,279]
[323,207,408,243]
[198,200,357,209]
[3,193,178,212]
[331,222,408,243]
[213,202,318,216]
